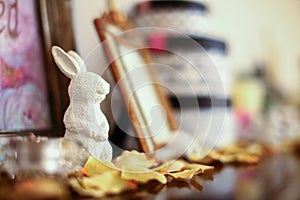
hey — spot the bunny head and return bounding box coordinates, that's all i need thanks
[52,46,109,103]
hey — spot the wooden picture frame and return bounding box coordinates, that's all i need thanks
[94,12,178,153]
[0,0,74,137]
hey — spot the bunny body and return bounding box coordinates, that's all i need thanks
[52,46,112,161]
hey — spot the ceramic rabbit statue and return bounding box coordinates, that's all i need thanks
[52,46,112,161]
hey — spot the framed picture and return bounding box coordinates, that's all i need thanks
[94,11,178,153]
[0,0,74,136]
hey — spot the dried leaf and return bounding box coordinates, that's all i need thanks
[81,156,119,176]
[114,150,158,170]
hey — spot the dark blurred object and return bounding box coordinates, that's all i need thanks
[148,35,227,55]
[293,140,300,157]
[134,0,207,14]
[0,171,15,200]
[131,0,208,34]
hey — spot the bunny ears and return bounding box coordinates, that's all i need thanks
[52,46,87,79]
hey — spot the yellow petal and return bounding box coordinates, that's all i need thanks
[73,171,137,197]
[153,160,185,174]
[179,160,214,174]
[114,150,157,169]
[152,161,171,172]
[187,153,202,162]
[121,166,167,184]
[84,172,136,195]
[81,156,119,176]
[81,175,102,190]
[166,160,186,173]
[245,143,264,156]
[69,177,105,198]
[167,169,198,181]
[187,143,265,165]
[236,154,260,164]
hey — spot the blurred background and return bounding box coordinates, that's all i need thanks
[71,0,300,147]
[0,1,299,198]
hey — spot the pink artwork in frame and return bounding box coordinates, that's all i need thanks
[0,0,51,132]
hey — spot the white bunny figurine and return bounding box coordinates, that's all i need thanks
[51,46,112,161]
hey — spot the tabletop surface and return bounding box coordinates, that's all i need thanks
[1,152,299,200]
[114,153,300,200]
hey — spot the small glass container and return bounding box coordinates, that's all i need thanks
[0,133,33,177]
[1,134,89,178]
